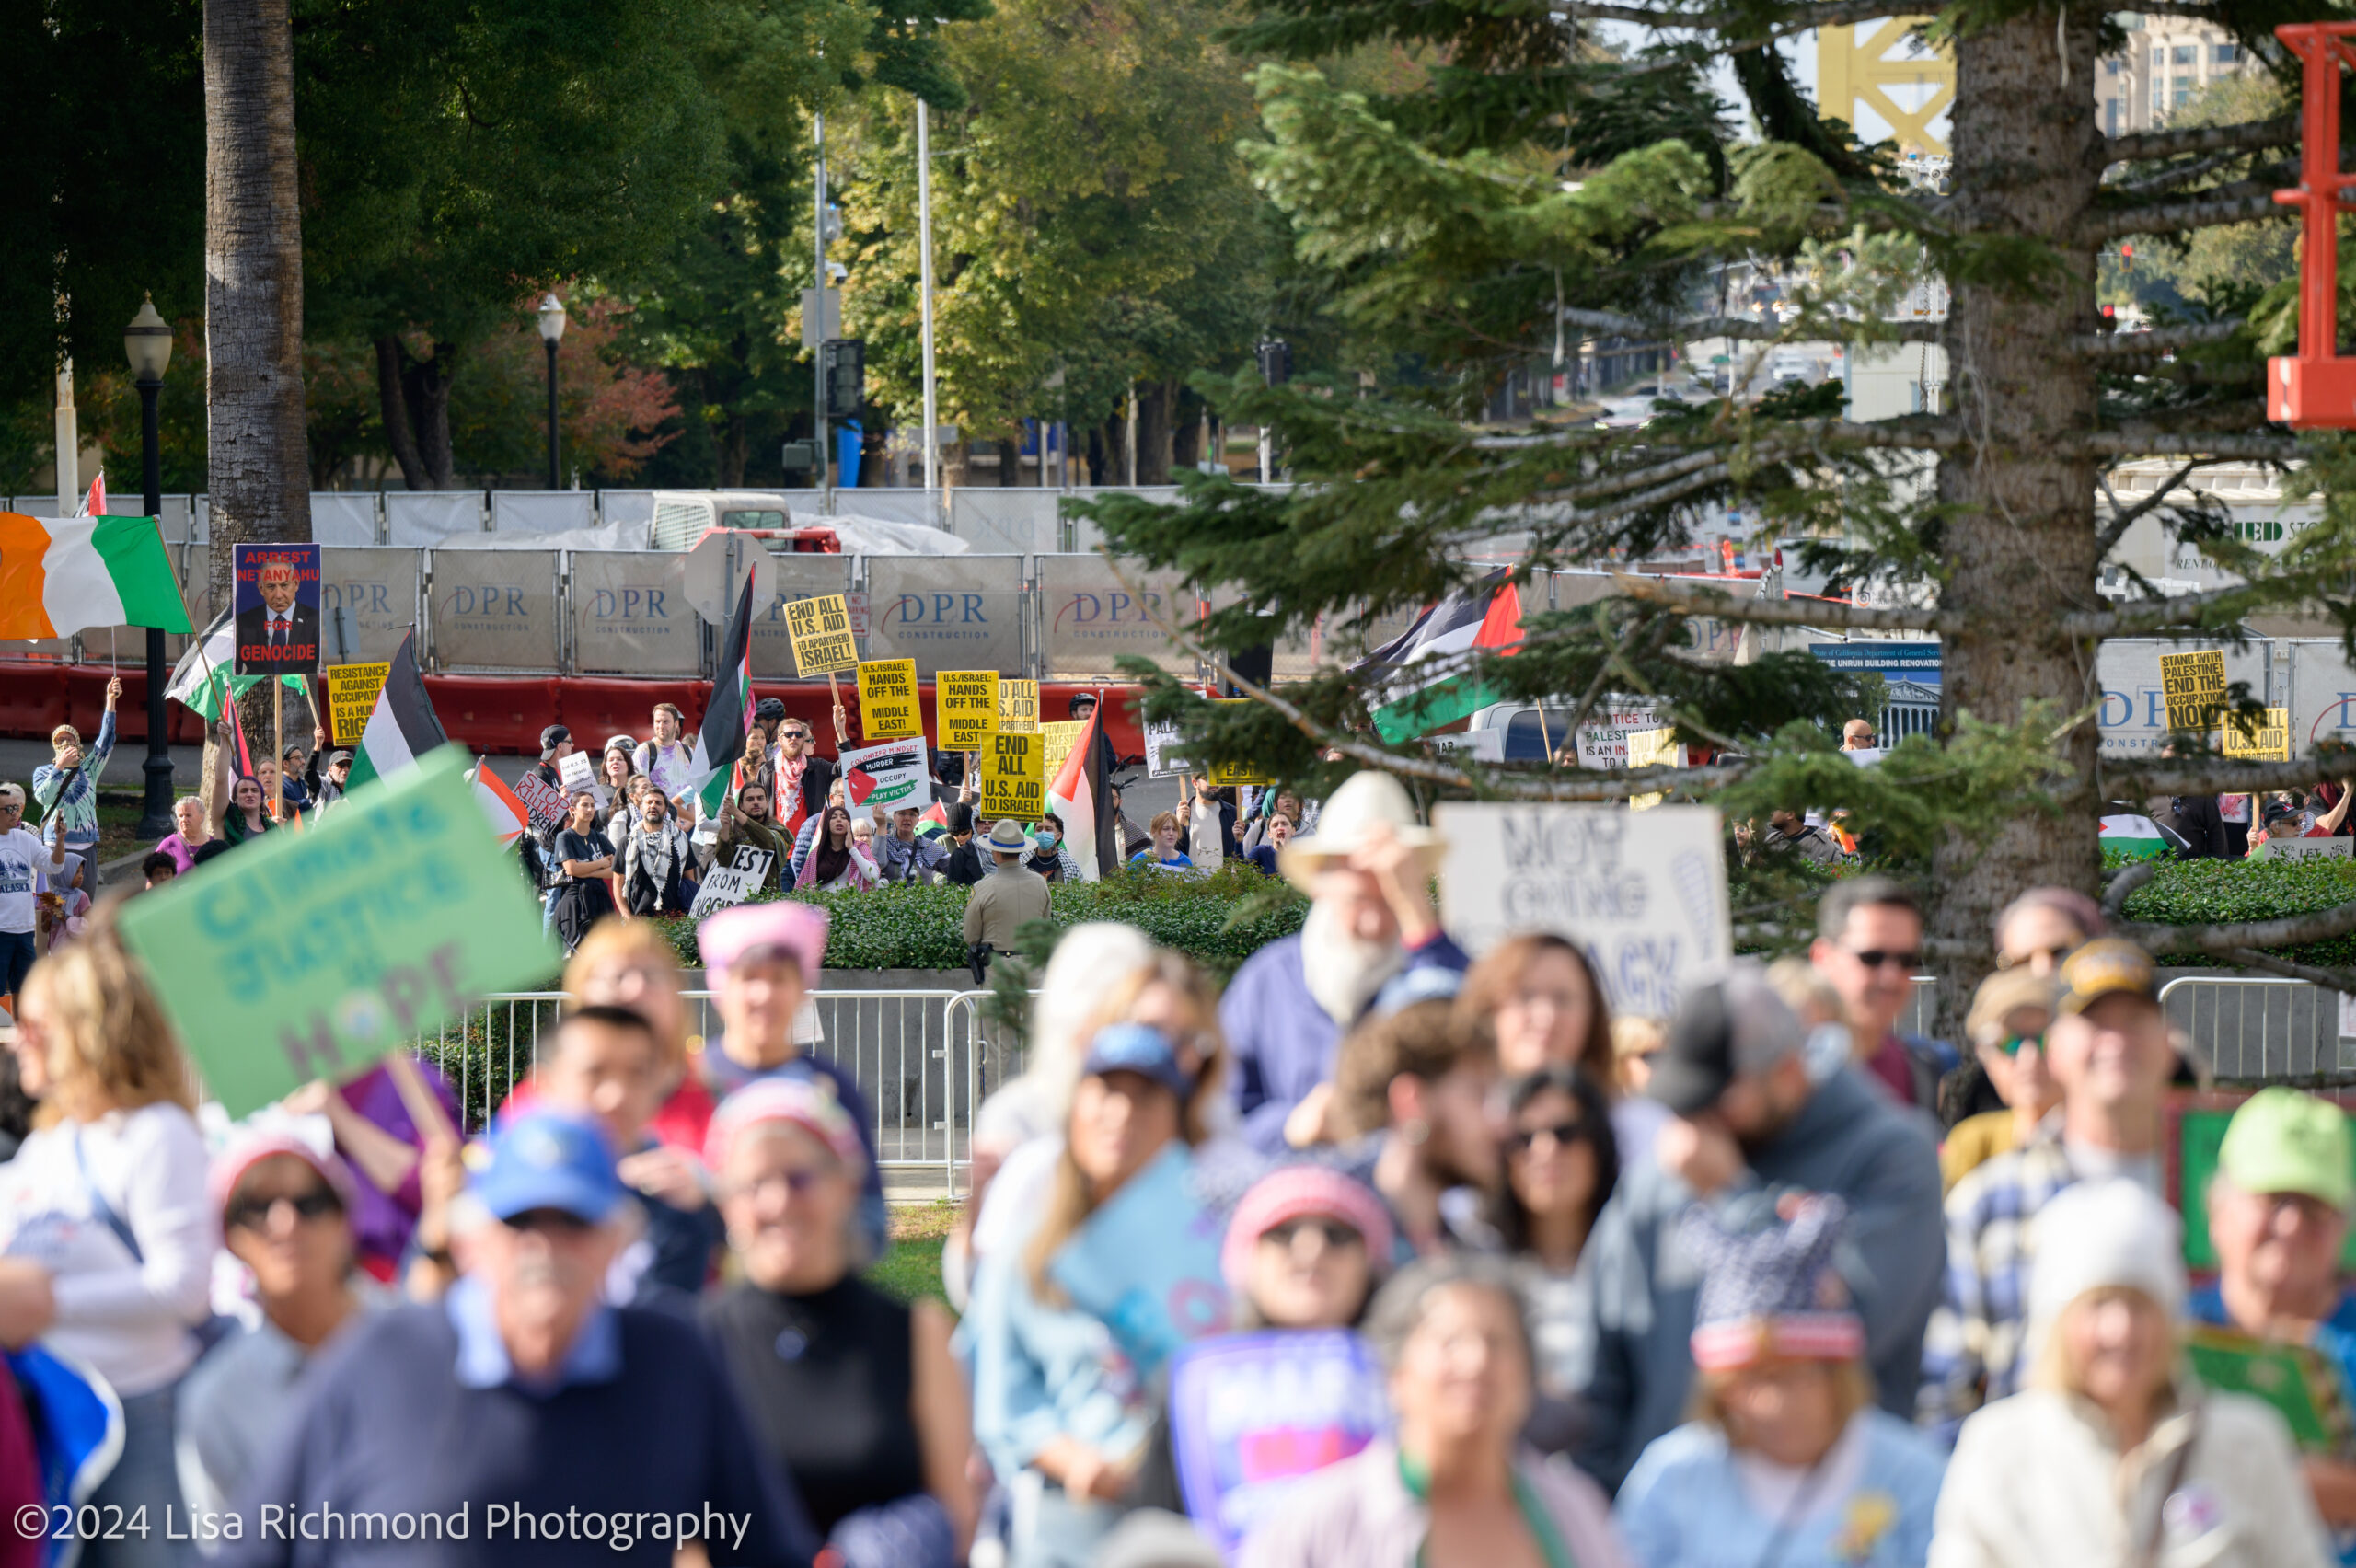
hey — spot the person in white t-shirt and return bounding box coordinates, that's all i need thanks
[0,907,213,1568]
[634,702,697,801]
[0,781,65,1008]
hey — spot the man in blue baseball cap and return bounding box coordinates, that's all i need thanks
[216,1111,815,1567]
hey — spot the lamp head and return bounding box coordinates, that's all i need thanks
[537,293,568,345]
[124,294,172,382]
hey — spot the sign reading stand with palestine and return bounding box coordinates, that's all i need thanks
[784,594,860,676]
[117,747,558,1118]
[982,731,1046,819]
[938,671,999,749]
[2223,705,2292,761]
[323,663,390,747]
[856,659,922,740]
[2159,649,2229,734]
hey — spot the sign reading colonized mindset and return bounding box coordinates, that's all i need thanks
[2159,649,2229,735]
[857,659,922,740]
[1433,802,1731,1020]
[324,662,390,747]
[118,746,558,1118]
[785,594,860,676]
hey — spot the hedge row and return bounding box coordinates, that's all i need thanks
[650,860,1310,977]
[2113,853,2356,969]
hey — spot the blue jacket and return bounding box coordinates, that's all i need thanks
[1221,929,1471,1155]
[31,710,114,855]
[1568,1068,1944,1493]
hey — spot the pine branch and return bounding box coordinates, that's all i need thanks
[2079,431,2303,460]
[1612,572,1956,633]
[2218,948,2356,997]
[2109,754,2356,796]
[2089,400,2272,445]
[2096,458,2224,554]
[1559,307,1943,346]
[2119,900,2356,959]
[2079,190,2284,244]
[2110,152,2258,199]
[2060,582,2260,636]
[1562,0,1913,28]
[2072,320,2245,359]
[2105,114,2302,166]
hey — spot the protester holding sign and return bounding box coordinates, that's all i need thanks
[719,783,795,894]
[1242,1256,1629,1568]
[967,1016,1229,1568]
[0,910,212,1563]
[550,790,620,952]
[771,711,843,836]
[702,1077,975,1565]
[795,804,881,893]
[205,720,276,847]
[698,902,889,1262]
[31,676,120,858]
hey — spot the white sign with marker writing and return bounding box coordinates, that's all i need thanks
[689,846,779,919]
[1433,802,1731,1020]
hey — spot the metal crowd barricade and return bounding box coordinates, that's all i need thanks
[2157,975,2345,1084]
[415,986,1015,1195]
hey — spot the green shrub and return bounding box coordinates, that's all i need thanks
[2117,853,2356,970]
[651,860,1308,976]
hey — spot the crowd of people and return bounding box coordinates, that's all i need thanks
[5,692,2356,1567]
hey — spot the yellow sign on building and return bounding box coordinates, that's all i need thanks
[1818,18,1955,156]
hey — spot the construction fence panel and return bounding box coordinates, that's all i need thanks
[863,555,1028,679]
[569,550,700,676]
[1036,555,1200,678]
[425,549,560,672]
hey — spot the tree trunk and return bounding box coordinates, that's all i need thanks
[206,0,311,777]
[997,437,1021,487]
[718,413,748,489]
[1929,4,2106,1031]
[400,345,458,489]
[373,336,428,490]
[1136,380,1174,485]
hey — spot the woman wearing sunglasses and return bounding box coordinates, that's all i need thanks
[1940,970,2061,1193]
[1495,1066,1621,1415]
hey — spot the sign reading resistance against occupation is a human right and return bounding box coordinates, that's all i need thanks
[939,671,999,749]
[785,594,860,677]
[117,745,558,1117]
[2159,649,2229,735]
[323,662,391,747]
[981,730,1045,820]
[856,659,921,740]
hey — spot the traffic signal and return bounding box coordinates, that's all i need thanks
[821,340,864,419]
[1255,339,1292,386]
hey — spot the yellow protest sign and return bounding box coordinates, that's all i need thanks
[981,730,1045,819]
[937,671,999,749]
[998,679,1040,733]
[2223,705,2291,761]
[1041,720,1086,781]
[1206,698,1275,786]
[785,594,860,676]
[323,662,391,746]
[1626,726,1681,812]
[856,659,921,740]
[2158,649,2228,734]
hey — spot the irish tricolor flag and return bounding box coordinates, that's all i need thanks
[0,513,191,640]
[684,572,756,820]
[345,632,448,791]
[1355,568,1525,742]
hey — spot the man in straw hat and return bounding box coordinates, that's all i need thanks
[1219,770,1470,1155]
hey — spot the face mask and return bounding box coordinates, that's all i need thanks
[1035,830,1058,847]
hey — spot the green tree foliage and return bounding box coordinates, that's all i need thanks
[1082,0,2356,1022]
[835,0,1270,478]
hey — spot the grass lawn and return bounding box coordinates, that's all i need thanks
[91,790,152,866]
[867,1199,958,1306]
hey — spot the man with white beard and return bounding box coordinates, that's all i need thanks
[1220,770,1471,1154]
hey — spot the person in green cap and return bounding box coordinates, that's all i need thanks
[2189,1086,2356,1561]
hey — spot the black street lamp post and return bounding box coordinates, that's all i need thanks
[124,294,175,840]
[537,294,567,490]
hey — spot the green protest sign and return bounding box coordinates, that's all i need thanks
[118,745,557,1117]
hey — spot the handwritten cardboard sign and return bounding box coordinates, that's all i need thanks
[938,670,999,750]
[118,746,558,1117]
[2159,649,2229,734]
[1434,802,1731,1020]
[981,730,1045,820]
[2223,705,2292,761]
[689,844,780,918]
[511,769,567,831]
[856,659,922,740]
[784,594,860,676]
[323,662,390,747]
[998,678,1040,733]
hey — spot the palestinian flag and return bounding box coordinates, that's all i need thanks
[917,801,949,838]
[1045,705,1118,880]
[473,764,532,847]
[164,607,239,721]
[344,632,448,791]
[0,512,191,640]
[685,572,756,820]
[1356,568,1525,742]
[2099,813,2171,860]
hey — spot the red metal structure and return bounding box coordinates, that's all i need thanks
[2269,22,2356,427]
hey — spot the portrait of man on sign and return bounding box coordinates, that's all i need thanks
[235,545,323,673]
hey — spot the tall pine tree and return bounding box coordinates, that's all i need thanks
[1089,0,2356,1022]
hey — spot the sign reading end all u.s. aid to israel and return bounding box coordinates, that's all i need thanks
[1433,803,1731,1021]
[118,745,559,1117]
